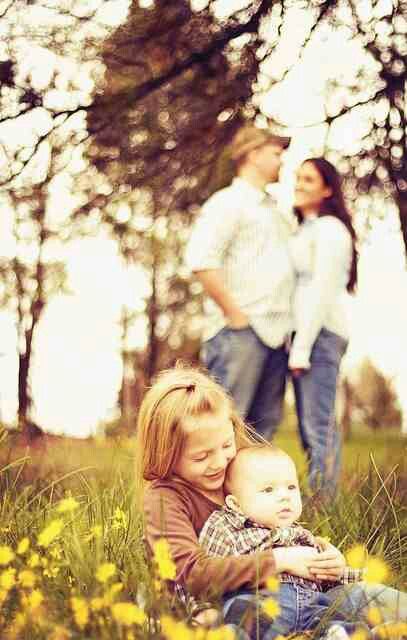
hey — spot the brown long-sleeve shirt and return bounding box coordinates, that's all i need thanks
[143,477,277,599]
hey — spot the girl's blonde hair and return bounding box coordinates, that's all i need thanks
[135,363,260,494]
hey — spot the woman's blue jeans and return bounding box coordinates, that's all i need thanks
[292,328,348,496]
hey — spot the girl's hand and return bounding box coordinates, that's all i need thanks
[272,546,319,580]
[308,543,346,581]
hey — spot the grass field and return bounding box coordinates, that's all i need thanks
[0,422,406,639]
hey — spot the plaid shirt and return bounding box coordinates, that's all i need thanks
[199,506,364,591]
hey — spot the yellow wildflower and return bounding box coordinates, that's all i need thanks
[351,629,368,640]
[161,615,194,640]
[18,570,37,589]
[365,557,389,584]
[262,596,281,619]
[111,507,128,531]
[91,596,105,612]
[111,602,147,627]
[49,545,63,561]
[17,538,30,555]
[48,625,71,640]
[0,589,8,606]
[96,562,116,583]
[71,596,89,629]
[207,627,236,640]
[346,545,368,569]
[85,524,103,542]
[27,589,44,611]
[43,565,60,578]
[374,622,407,639]
[0,567,16,590]
[57,496,80,513]
[153,538,176,580]
[265,576,280,592]
[0,545,15,566]
[38,519,64,547]
[366,607,383,627]
[28,552,41,568]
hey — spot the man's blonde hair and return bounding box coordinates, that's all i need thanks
[135,363,259,496]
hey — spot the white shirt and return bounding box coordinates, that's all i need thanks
[288,215,353,369]
[185,177,295,348]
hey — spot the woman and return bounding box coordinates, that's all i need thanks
[288,158,358,496]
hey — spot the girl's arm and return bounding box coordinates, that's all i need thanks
[144,486,277,598]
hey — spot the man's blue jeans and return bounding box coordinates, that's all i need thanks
[292,328,348,495]
[201,326,288,439]
[223,582,407,640]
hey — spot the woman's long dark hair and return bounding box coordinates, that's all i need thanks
[294,157,358,292]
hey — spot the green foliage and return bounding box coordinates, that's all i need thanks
[0,426,406,638]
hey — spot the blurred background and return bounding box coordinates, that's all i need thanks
[0,0,406,454]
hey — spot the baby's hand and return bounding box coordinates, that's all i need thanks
[273,546,319,580]
[192,608,220,627]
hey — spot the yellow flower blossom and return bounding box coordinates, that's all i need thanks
[17,538,30,555]
[38,519,64,547]
[0,589,8,606]
[48,625,71,640]
[43,565,60,578]
[0,545,15,566]
[49,546,63,561]
[0,568,16,590]
[153,538,176,580]
[28,552,41,568]
[111,507,128,531]
[96,562,116,583]
[91,596,105,612]
[262,596,281,619]
[84,524,103,542]
[374,622,407,639]
[71,596,89,629]
[57,496,80,513]
[365,557,389,584]
[18,570,37,589]
[27,589,44,611]
[351,629,368,640]
[207,626,236,640]
[161,615,194,640]
[265,576,280,592]
[111,602,147,627]
[346,545,368,569]
[366,607,383,627]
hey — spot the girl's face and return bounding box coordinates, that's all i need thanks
[294,161,332,214]
[173,407,237,497]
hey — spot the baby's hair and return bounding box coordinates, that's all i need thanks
[134,362,260,495]
[224,444,294,495]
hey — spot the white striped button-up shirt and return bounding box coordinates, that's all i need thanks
[185,178,295,348]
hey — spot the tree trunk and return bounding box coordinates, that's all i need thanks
[396,189,407,266]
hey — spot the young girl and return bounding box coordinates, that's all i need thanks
[135,365,347,630]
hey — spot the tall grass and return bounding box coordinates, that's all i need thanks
[0,426,406,638]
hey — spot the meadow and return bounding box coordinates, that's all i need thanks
[0,421,406,639]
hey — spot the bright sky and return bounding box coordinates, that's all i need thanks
[1,0,406,436]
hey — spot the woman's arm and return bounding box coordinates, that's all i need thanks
[289,216,352,370]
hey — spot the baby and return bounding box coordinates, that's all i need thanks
[199,445,365,638]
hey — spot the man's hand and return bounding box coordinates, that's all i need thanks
[227,310,250,329]
[308,542,346,582]
[289,367,306,378]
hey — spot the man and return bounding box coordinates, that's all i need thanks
[185,124,294,438]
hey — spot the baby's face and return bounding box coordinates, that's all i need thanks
[230,454,302,528]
